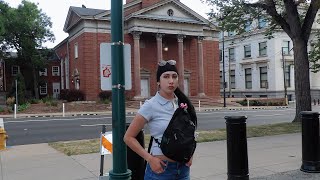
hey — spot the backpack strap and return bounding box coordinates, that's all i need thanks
[145,136,154,169]
[147,136,154,153]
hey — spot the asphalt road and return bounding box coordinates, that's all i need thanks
[3,107,319,146]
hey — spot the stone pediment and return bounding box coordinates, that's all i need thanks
[127,0,210,26]
[63,6,106,32]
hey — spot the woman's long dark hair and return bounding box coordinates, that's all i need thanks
[174,87,197,127]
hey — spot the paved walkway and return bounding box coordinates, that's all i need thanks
[1,133,320,180]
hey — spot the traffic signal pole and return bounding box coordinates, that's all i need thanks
[109,0,131,179]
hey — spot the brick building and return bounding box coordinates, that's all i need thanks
[0,52,61,100]
[54,0,220,101]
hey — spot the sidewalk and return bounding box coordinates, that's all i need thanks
[1,133,320,180]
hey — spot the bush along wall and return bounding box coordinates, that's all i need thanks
[237,98,286,106]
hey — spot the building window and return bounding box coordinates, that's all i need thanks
[167,9,174,16]
[285,65,291,88]
[52,66,60,76]
[229,48,235,61]
[230,70,235,89]
[245,21,251,32]
[220,71,223,89]
[220,50,223,61]
[11,65,19,76]
[245,68,252,89]
[259,42,267,56]
[74,43,78,59]
[260,66,268,88]
[228,31,235,36]
[258,17,267,29]
[244,45,251,58]
[282,41,290,55]
[39,68,48,76]
[39,83,47,95]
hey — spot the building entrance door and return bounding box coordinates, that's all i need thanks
[141,79,150,98]
[184,78,189,96]
[52,82,60,99]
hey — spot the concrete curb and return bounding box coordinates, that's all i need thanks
[203,106,289,112]
[1,106,292,119]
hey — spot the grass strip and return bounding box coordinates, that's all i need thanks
[49,122,301,156]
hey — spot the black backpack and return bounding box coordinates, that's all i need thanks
[147,88,197,163]
[154,103,197,163]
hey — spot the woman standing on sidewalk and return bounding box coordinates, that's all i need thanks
[124,60,197,180]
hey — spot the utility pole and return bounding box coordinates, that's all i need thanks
[282,47,288,105]
[15,79,18,106]
[222,30,226,107]
[109,0,131,179]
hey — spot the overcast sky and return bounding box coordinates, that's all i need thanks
[6,0,212,48]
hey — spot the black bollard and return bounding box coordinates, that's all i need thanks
[300,111,320,173]
[126,123,145,180]
[225,116,249,180]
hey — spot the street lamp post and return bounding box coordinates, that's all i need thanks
[282,47,288,105]
[109,0,131,179]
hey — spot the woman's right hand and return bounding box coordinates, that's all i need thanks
[148,156,166,174]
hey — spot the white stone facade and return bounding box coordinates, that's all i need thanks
[219,29,320,101]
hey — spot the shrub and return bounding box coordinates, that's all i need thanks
[101,99,110,104]
[45,100,58,106]
[29,98,40,104]
[66,89,85,102]
[42,96,54,103]
[98,91,112,101]
[236,98,286,106]
[6,97,15,106]
[59,89,69,100]
[7,73,26,104]
[18,103,30,112]
[0,107,4,112]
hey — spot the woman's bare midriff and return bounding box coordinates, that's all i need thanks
[154,155,176,162]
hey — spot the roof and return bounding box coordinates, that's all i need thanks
[63,0,217,33]
[70,6,106,17]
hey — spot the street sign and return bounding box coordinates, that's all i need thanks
[100,43,132,90]
[100,131,113,155]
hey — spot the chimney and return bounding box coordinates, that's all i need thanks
[125,0,136,3]
[142,0,162,8]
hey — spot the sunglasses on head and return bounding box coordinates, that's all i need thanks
[158,60,176,66]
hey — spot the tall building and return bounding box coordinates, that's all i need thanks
[54,0,220,101]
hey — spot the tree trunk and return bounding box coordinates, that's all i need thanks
[292,38,311,122]
[32,66,39,99]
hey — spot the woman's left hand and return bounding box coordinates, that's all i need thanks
[185,157,193,167]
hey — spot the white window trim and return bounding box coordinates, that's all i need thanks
[11,65,19,76]
[74,43,78,59]
[52,66,60,76]
[39,68,48,76]
[39,83,47,95]
[259,42,267,56]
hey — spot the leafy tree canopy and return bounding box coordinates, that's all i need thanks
[202,0,320,122]
[0,0,55,99]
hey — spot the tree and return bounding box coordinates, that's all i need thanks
[204,0,320,122]
[1,0,54,99]
[8,73,26,105]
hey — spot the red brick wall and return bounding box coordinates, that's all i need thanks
[68,32,112,100]
[46,61,62,96]
[203,40,220,98]
[57,32,220,101]
[142,0,162,8]
[124,3,142,16]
